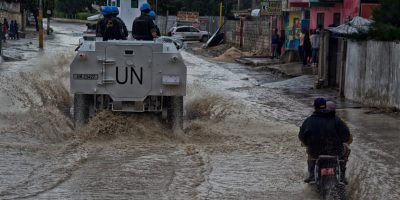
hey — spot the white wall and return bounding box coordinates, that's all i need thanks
[112,0,147,31]
[345,41,400,109]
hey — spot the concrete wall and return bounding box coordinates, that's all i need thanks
[0,2,22,26]
[345,41,400,109]
[225,17,271,53]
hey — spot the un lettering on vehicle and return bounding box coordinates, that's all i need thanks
[115,66,143,85]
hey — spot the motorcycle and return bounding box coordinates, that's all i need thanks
[311,155,347,200]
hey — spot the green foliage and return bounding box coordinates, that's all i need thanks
[77,12,95,20]
[369,0,400,41]
[156,0,249,16]
[54,0,103,15]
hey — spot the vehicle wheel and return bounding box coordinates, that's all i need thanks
[73,94,94,130]
[331,184,346,200]
[201,35,209,43]
[321,182,345,200]
[162,96,183,130]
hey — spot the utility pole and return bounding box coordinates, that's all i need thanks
[251,0,256,10]
[155,0,158,14]
[46,0,53,35]
[219,0,223,28]
[38,0,44,48]
[237,0,240,10]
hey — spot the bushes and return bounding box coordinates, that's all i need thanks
[369,23,400,41]
[368,0,400,41]
[77,12,95,20]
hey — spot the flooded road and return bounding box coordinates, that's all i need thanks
[0,22,399,199]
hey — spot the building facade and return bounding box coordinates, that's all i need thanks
[278,0,379,49]
[0,0,22,25]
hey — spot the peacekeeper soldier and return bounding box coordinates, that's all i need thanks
[96,6,124,41]
[132,3,157,40]
[111,6,128,40]
[149,11,161,37]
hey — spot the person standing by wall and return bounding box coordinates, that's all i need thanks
[9,20,16,40]
[277,29,285,58]
[303,31,312,67]
[2,18,9,42]
[310,29,320,67]
[15,20,19,39]
[271,29,279,58]
[298,30,305,62]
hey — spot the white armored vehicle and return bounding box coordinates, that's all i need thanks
[71,1,186,129]
[71,38,186,129]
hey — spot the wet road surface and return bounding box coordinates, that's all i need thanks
[0,22,399,199]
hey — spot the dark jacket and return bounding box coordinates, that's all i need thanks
[96,16,124,41]
[115,17,128,39]
[132,14,156,40]
[299,110,351,158]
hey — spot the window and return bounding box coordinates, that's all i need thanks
[117,0,120,7]
[176,27,190,32]
[333,13,341,26]
[131,0,139,8]
[317,13,325,29]
[189,27,199,32]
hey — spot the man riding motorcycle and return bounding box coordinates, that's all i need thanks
[299,98,352,184]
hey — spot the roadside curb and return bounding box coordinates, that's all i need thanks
[52,18,90,24]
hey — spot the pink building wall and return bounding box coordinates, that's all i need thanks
[310,3,343,30]
[344,0,360,21]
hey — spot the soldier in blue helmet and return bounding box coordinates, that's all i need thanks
[148,11,161,37]
[96,6,124,41]
[110,6,128,39]
[132,2,157,40]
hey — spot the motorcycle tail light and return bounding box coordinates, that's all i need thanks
[321,168,335,176]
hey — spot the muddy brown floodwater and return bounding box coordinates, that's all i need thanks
[0,22,399,200]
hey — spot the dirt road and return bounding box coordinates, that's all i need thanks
[0,22,398,200]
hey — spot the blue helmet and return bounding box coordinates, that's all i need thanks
[110,6,119,15]
[140,2,151,12]
[101,6,113,16]
[149,11,156,19]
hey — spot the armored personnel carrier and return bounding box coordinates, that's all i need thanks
[70,39,186,129]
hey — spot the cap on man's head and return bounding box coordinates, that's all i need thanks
[326,101,336,111]
[314,97,327,109]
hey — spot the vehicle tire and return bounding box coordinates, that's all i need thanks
[73,94,94,130]
[201,35,209,43]
[162,96,183,130]
[321,182,345,200]
[331,184,346,200]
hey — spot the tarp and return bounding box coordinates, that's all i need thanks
[328,16,373,35]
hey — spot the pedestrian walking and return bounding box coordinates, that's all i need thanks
[271,29,279,58]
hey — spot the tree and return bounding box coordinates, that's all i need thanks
[156,0,250,16]
[370,0,400,40]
